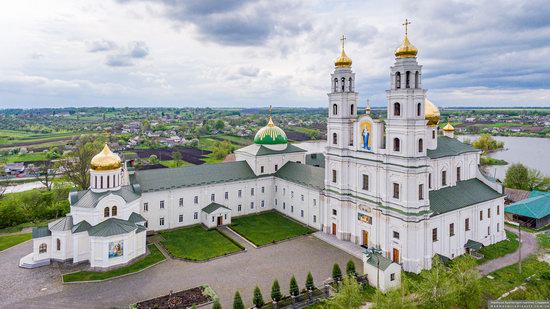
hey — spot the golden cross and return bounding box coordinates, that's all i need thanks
[340,34,347,50]
[402,19,411,36]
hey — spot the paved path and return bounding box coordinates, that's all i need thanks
[477,227,538,276]
[217,225,255,250]
[1,234,361,309]
[313,231,364,259]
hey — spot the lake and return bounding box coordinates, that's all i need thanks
[459,135,550,180]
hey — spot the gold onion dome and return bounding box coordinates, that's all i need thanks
[395,35,418,58]
[443,122,455,132]
[424,98,441,127]
[335,34,352,68]
[91,144,122,171]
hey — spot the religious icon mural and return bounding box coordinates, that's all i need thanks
[360,120,373,151]
[108,240,124,258]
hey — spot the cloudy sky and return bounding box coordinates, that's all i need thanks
[0,0,549,109]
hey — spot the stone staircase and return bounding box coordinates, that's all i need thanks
[19,253,50,269]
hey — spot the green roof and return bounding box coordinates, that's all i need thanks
[254,122,288,145]
[257,144,306,156]
[202,202,231,214]
[427,136,479,159]
[72,220,92,233]
[305,153,325,168]
[429,178,504,216]
[128,212,147,223]
[70,185,141,208]
[49,215,73,231]
[134,161,257,192]
[366,254,393,271]
[274,161,325,190]
[505,191,550,219]
[88,218,138,237]
[32,227,51,239]
[464,239,483,251]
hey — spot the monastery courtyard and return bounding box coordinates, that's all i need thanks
[0,230,361,308]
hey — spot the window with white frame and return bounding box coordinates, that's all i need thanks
[193,212,198,220]
[194,196,198,204]
[144,202,148,212]
[160,200,165,209]
[179,198,183,207]
[159,217,165,226]
[179,214,183,222]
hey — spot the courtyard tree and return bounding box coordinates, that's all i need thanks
[252,286,264,308]
[450,256,482,309]
[271,279,282,302]
[233,291,244,309]
[346,259,356,276]
[305,272,315,291]
[212,299,222,309]
[289,275,299,297]
[327,275,363,309]
[373,275,413,309]
[416,257,456,309]
[37,161,57,191]
[332,263,342,282]
[60,135,102,190]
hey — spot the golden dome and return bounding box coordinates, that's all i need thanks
[425,98,440,127]
[335,48,352,68]
[443,122,455,132]
[395,35,418,58]
[90,144,122,171]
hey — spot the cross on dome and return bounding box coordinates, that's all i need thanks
[402,19,411,36]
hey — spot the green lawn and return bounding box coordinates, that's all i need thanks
[160,225,243,261]
[0,233,32,251]
[63,244,165,282]
[1,152,49,163]
[537,233,550,249]
[230,211,314,246]
[477,230,519,264]
[160,159,192,168]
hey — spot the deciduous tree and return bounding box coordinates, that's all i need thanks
[327,275,363,309]
[61,136,102,190]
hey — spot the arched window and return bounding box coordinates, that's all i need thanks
[332,133,338,145]
[393,138,401,152]
[432,130,436,139]
[415,71,419,88]
[334,78,338,92]
[56,238,61,251]
[417,103,422,116]
[333,104,338,115]
[406,71,411,88]
[350,104,354,115]
[395,72,401,89]
[39,243,47,254]
[349,77,353,92]
[112,206,117,216]
[394,102,401,116]
[341,77,345,92]
[418,139,424,152]
[104,207,110,218]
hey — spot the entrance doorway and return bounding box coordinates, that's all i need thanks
[217,216,223,226]
[392,248,400,264]
[362,230,369,247]
[332,223,337,235]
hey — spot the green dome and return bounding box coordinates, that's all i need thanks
[254,117,288,145]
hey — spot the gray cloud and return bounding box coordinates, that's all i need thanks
[87,40,117,52]
[104,41,150,67]
[129,41,149,58]
[238,66,260,77]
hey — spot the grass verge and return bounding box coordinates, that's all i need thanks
[62,244,165,283]
[477,230,519,264]
[0,233,32,251]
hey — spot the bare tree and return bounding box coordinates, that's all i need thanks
[37,161,57,191]
[60,136,101,190]
[0,169,6,199]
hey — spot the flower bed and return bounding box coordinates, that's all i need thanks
[134,285,216,309]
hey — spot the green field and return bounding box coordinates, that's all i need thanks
[0,233,32,251]
[63,244,165,282]
[230,211,314,246]
[160,160,192,168]
[0,152,49,164]
[0,129,80,146]
[160,225,243,261]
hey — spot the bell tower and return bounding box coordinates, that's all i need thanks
[327,35,358,151]
[386,20,428,158]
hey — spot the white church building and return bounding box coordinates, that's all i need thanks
[20,28,505,274]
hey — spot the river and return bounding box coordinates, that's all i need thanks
[458,135,550,180]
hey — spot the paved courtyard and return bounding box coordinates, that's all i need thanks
[0,232,361,308]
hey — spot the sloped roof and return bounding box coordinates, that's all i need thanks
[366,254,393,271]
[274,161,325,190]
[88,218,138,237]
[505,191,550,219]
[49,215,73,231]
[134,161,257,192]
[70,185,141,208]
[32,227,51,239]
[305,153,325,168]
[72,220,92,233]
[505,188,531,203]
[236,143,306,156]
[427,136,479,159]
[202,202,231,214]
[465,239,484,251]
[429,178,504,216]
[128,212,147,223]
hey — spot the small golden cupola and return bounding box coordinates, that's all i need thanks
[424,98,441,127]
[91,144,122,171]
[443,122,455,132]
[335,35,352,68]
[395,19,418,59]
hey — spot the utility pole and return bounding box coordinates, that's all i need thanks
[518,221,522,274]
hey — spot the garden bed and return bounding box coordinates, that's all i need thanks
[134,285,216,309]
